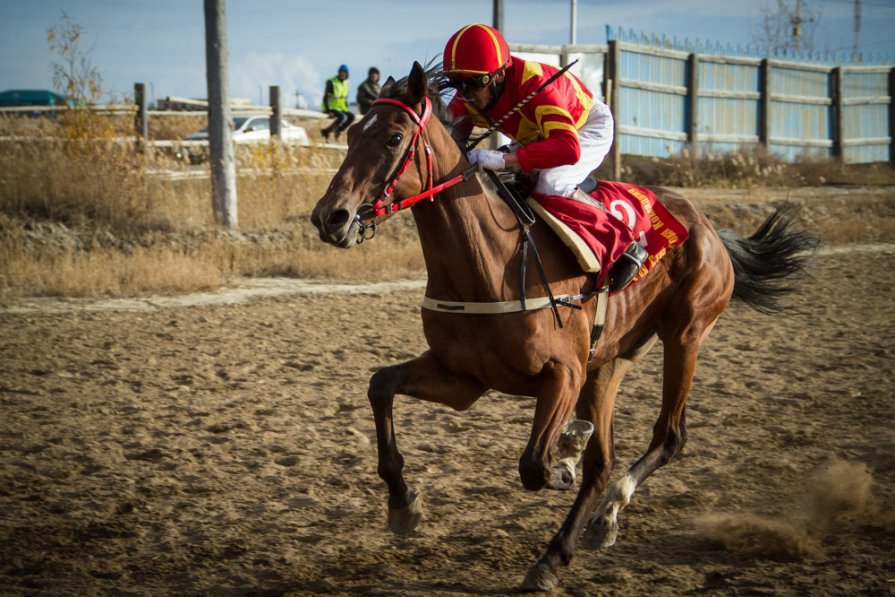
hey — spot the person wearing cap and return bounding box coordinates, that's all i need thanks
[321,64,355,142]
[357,67,382,115]
[443,23,647,291]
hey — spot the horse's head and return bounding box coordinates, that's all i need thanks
[311,61,457,248]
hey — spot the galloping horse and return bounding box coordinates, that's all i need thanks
[311,62,817,591]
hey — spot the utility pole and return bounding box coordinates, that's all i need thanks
[203,0,237,228]
[570,0,577,45]
[493,0,504,32]
[491,0,505,149]
[854,0,862,62]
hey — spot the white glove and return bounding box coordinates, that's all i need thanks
[467,148,506,171]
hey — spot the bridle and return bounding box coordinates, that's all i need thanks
[354,96,475,242]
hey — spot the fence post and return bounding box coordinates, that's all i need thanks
[269,85,282,142]
[832,67,844,160]
[759,59,771,150]
[134,82,148,138]
[608,39,621,180]
[890,67,895,165]
[688,53,700,157]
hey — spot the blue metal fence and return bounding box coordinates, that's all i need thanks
[510,26,893,174]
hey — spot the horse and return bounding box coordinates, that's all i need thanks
[310,62,818,592]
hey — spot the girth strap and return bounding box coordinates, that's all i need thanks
[422,291,598,314]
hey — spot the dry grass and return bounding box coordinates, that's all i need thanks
[610,146,895,188]
[0,113,420,300]
[0,113,892,300]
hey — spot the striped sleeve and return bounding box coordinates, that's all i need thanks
[515,87,581,172]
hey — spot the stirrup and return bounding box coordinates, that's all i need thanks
[609,242,648,292]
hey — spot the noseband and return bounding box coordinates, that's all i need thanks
[354,96,475,242]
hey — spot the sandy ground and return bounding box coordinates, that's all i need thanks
[2,190,895,596]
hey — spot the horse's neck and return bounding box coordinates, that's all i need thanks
[411,153,520,302]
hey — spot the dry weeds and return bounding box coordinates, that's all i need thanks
[615,146,895,188]
[0,113,892,299]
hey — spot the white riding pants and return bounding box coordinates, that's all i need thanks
[533,99,614,197]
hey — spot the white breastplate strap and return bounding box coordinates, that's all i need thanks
[422,293,593,315]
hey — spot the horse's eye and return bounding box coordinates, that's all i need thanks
[387,133,403,147]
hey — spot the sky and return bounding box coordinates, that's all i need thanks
[2,0,894,109]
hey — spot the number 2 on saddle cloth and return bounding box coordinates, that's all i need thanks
[526,180,690,290]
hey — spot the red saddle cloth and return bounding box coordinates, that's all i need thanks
[531,182,690,288]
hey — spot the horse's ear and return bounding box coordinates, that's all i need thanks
[407,61,428,104]
[379,76,396,98]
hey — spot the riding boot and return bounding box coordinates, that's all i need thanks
[609,241,649,292]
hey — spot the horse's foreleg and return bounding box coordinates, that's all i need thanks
[522,353,639,592]
[548,418,595,490]
[368,350,485,534]
[518,361,582,492]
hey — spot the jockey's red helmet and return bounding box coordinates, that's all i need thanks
[443,24,512,78]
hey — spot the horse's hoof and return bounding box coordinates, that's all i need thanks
[387,491,423,535]
[583,516,618,549]
[557,419,594,459]
[546,458,576,491]
[520,563,558,592]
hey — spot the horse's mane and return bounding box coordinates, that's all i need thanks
[381,60,463,141]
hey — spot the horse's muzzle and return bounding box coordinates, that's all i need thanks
[310,203,357,248]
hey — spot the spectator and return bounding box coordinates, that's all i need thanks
[356,67,382,115]
[321,64,354,142]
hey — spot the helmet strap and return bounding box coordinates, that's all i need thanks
[482,75,505,113]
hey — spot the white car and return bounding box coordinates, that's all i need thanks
[180,114,309,162]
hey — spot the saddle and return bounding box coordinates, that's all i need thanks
[489,171,689,355]
[499,172,688,288]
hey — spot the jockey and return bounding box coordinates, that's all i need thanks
[443,23,648,292]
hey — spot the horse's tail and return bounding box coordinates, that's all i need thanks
[718,203,820,314]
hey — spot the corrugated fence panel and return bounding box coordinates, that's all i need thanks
[618,46,688,157]
[769,64,834,161]
[698,59,761,155]
[842,69,891,163]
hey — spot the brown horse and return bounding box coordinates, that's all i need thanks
[310,62,817,592]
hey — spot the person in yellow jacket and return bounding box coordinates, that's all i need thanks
[321,64,355,142]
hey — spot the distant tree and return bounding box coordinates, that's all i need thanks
[47,12,102,106]
[46,12,112,139]
[751,0,823,56]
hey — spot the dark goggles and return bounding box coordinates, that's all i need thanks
[447,73,494,97]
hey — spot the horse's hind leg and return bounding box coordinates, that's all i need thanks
[368,350,486,534]
[585,319,718,549]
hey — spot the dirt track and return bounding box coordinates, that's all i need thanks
[2,190,895,596]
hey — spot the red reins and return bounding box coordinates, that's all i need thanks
[357,97,475,225]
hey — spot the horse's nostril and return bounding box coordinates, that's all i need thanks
[326,209,351,230]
